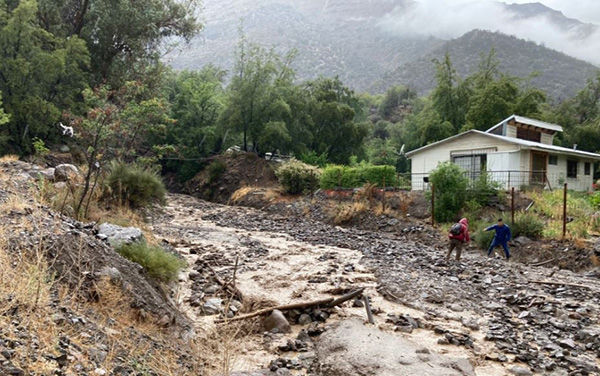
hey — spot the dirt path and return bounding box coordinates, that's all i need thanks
[152,194,600,376]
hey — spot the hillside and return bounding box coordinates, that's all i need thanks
[376,30,600,100]
[170,0,600,97]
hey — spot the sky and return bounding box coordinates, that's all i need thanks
[378,0,600,65]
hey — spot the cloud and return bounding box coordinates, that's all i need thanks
[378,0,600,65]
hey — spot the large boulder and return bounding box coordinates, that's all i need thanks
[97,223,144,248]
[54,164,81,183]
[264,309,292,333]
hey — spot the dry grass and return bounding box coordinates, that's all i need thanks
[591,253,600,267]
[373,201,397,217]
[334,200,369,225]
[230,186,255,205]
[0,154,19,162]
[354,182,379,202]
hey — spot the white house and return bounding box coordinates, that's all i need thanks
[405,115,600,192]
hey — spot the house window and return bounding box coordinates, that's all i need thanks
[567,160,578,178]
[549,155,558,165]
[584,162,591,175]
[452,154,487,181]
[516,127,541,142]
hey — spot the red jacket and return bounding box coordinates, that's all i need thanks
[449,219,470,243]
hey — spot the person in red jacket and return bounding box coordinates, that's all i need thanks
[446,217,470,262]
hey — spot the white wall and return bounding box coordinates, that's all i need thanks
[487,151,522,189]
[547,155,595,191]
[540,133,554,145]
[506,124,517,138]
[410,133,520,190]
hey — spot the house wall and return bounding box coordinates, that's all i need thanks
[547,154,595,191]
[487,151,522,189]
[410,133,520,190]
[506,124,517,138]
[540,133,553,145]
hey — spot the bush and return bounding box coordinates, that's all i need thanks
[107,162,166,208]
[472,227,495,250]
[468,172,500,205]
[429,161,469,223]
[206,160,226,184]
[298,150,328,168]
[117,242,186,283]
[320,164,396,189]
[512,212,544,239]
[275,159,321,194]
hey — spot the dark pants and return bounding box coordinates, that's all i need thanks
[488,239,510,259]
[446,238,465,261]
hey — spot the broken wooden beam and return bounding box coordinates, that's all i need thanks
[215,297,335,323]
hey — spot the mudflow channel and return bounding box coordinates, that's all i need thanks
[152,193,600,376]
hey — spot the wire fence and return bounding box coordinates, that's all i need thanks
[399,170,571,191]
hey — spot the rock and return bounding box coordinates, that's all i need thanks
[513,236,532,245]
[97,266,123,283]
[93,369,107,376]
[509,366,533,376]
[59,145,70,152]
[5,367,24,376]
[558,338,576,349]
[28,168,55,181]
[264,310,291,334]
[53,181,68,190]
[54,164,80,183]
[298,314,312,325]
[97,223,144,247]
[202,298,223,316]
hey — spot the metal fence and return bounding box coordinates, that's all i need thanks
[395,170,568,191]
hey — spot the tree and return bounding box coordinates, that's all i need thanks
[66,83,173,218]
[379,85,416,123]
[431,53,467,131]
[164,66,226,159]
[220,34,296,154]
[0,0,90,154]
[37,0,201,86]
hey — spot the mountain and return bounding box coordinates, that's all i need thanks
[375,30,599,100]
[168,1,600,98]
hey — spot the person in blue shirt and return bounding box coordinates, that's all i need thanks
[485,218,512,260]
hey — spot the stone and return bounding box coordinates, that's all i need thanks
[509,366,533,376]
[28,168,55,181]
[264,310,291,334]
[97,223,144,247]
[53,181,68,190]
[202,298,223,315]
[513,236,532,245]
[5,367,24,376]
[54,164,80,183]
[59,145,70,152]
[298,314,312,325]
[97,266,123,283]
[93,369,107,376]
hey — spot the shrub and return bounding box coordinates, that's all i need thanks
[275,159,321,194]
[429,161,469,223]
[512,212,544,239]
[468,172,500,206]
[106,162,166,208]
[298,151,328,168]
[117,242,186,283]
[206,160,227,184]
[473,228,495,250]
[320,164,396,189]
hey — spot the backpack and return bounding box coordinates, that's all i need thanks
[450,223,463,236]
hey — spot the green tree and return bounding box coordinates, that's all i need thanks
[164,66,226,158]
[378,85,416,123]
[431,53,468,131]
[0,0,90,154]
[303,77,368,164]
[37,0,201,86]
[220,34,296,154]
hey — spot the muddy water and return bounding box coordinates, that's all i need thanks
[151,194,516,375]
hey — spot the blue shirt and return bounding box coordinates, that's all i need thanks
[485,224,512,242]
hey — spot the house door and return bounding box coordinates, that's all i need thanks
[531,151,547,185]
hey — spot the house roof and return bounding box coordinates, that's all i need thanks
[405,129,600,160]
[486,115,564,134]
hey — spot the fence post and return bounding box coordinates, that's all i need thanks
[562,182,567,239]
[511,187,515,226]
[431,183,435,226]
[508,171,511,190]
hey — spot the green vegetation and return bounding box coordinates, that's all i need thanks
[117,242,185,283]
[206,160,227,184]
[429,162,469,223]
[512,212,545,239]
[106,162,166,208]
[320,165,396,189]
[275,159,321,194]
